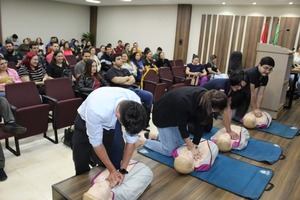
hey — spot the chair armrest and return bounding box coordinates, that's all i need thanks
[173,75,185,83]
[9,104,17,117]
[42,95,58,104]
[159,78,173,84]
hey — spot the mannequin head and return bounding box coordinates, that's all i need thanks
[243,112,258,129]
[215,133,232,152]
[174,151,194,174]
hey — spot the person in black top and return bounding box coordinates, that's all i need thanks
[47,50,70,78]
[202,69,248,139]
[239,56,275,118]
[155,51,171,68]
[141,87,227,158]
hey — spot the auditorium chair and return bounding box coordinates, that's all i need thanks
[158,67,185,91]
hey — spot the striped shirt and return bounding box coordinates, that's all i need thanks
[18,65,46,82]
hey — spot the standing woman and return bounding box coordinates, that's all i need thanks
[77,59,109,95]
[141,87,228,157]
[0,57,22,97]
[186,55,208,86]
[18,52,52,94]
[89,46,101,72]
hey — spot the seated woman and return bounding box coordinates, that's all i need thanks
[89,46,101,72]
[18,51,52,94]
[205,54,228,79]
[142,50,158,72]
[155,51,171,68]
[0,57,22,97]
[77,59,109,96]
[131,52,145,82]
[186,55,208,86]
[62,41,73,56]
[47,50,73,79]
[121,52,137,79]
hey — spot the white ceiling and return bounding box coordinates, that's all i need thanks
[48,0,300,6]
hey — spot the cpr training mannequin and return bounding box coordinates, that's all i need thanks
[172,139,219,174]
[242,111,272,129]
[83,161,153,200]
[211,125,250,152]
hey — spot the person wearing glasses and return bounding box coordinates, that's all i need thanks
[239,56,275,119]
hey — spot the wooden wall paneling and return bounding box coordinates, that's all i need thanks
[198,14,206,62]
[202,14,212,64]
[229,15,240,54]
[173,4,192,63]
[278,17,300,50]
[90,6,98,46]
[237,16,246,51]
[242,16,264,68]
[207,15,217,63]
[270,17,279,44]
[214,15,233,72]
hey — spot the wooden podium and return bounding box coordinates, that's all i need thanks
[255,43,294,119]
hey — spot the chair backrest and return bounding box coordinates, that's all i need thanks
[44,78,75,101]
[65,55,77,66]
[5,82,42,108]
[158,67,173,81]
[228,51,243,74]
[172,66,186,78]
[174,59,184,67]
[7,61,17,70]
[143,69,159,83]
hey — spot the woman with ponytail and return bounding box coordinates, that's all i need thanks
[139,87,227,159]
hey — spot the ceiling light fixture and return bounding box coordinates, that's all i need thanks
[122,0,132,2]
[222,2,226,5]
[86,0,101,3]
[253,2,257,5]
[289,2,293,4]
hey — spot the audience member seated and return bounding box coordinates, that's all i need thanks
[122,42,131,58]
[18,52,52,94]
[100,45,113,74]
[115,40,124,54]
[107,53,153,128]
[72,40,82,59]
[11,34,20,49]
[17,38,31,54]
[77,59,109,96]
[143,50,158,72]
[121,53,137,79]
[29,42,47,70]
[62,41,73,56]
[186,55,208,86]
[47,50,75,81]
[89,47,101,72]
[97,45,105,60]
[45,36,59,54]
[289,44,300,99]
[153,47,162,61]
[74,49,91,79]
[131,42,143,55]
[59,39,66,51]
[35,37,46,53]
[3,40,23,69]
[129,47,137,60]
[0,57,22,97]
[46,41,60,65]
[205,55,228,79]
[131,52,145,83]
[0,97,27,181]
[155,51,171,68]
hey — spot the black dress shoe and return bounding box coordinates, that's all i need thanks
[0,168,7,181]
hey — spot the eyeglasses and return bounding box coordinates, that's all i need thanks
[261,65,273,72]
[0,61,8,66]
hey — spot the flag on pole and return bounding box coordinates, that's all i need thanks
[261,20,268,43]
[273,19,279,45]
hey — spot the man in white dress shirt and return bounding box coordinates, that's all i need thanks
[72,87,146,188]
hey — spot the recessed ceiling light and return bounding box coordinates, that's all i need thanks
[252,2,257,5]
[289,2,293,4]
[122,0,132,2]
[222,2,226,5]
[86,0,101,3]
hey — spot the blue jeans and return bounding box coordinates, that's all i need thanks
[129,87,153,109]
[144,126,185,156]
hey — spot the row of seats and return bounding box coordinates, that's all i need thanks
[1,78,82,156]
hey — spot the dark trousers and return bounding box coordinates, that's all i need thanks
[72,114,124,175]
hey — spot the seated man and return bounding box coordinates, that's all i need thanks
[107,53,153,129]
[0,97,27,181]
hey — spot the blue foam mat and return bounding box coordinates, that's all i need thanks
[258,121,299,139]
[202,127,283,164]
[138,147,273,200]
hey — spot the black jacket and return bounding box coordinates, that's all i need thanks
[77,74,109,94]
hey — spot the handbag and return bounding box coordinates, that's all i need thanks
[187,75,199,86]
[62,126,74,148]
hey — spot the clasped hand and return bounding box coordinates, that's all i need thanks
[106,170,124,188]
